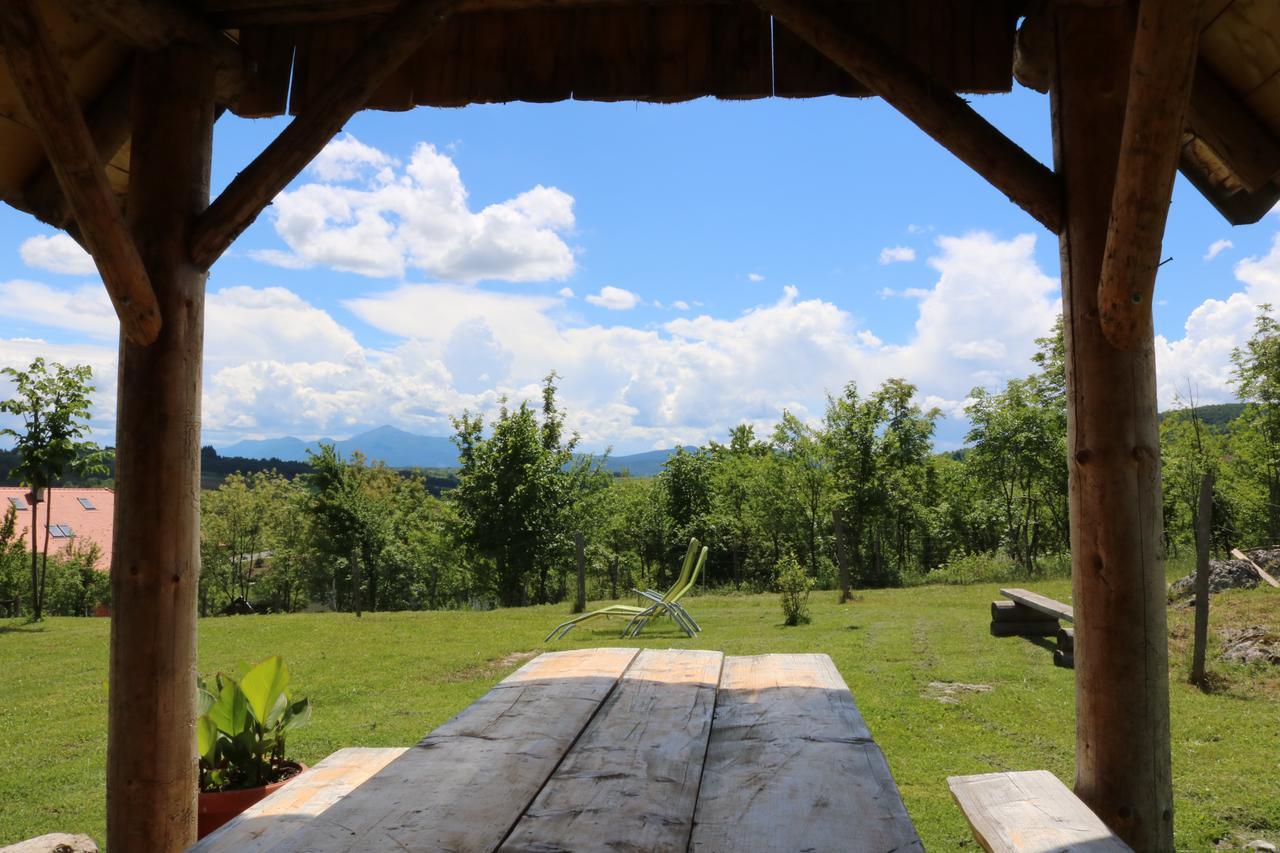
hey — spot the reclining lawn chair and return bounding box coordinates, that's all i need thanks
[623,543,705,638]
[545,539,703,641]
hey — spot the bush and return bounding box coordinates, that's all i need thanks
[775,554,814,626]
[908,551,1073,587]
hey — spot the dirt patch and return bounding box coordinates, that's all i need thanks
[1221,627,1280,666]
[923,681,993,704]
[438,650,538,683]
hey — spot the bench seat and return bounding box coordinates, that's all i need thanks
[948,770,1132,852]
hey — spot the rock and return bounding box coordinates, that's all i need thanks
[1245,841,1277,852]
[1221,627,1280,666]
[1168,558,1260,600]
[0,834,99,853]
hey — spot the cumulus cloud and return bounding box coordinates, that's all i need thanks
[747,273,765,282]
[586,286,640,310]
[19,234,96,275]
[251,136,576,283]
[0,279,117,339]
[879,245,917,265]
[1204,239,1234,261]
[672,300,690,310]
[558,287,575,298]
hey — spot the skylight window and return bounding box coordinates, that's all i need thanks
[77,497,97,510]
[7,496,26,511]
[48,524,74,538]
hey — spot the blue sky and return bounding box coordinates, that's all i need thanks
[2,87,1278,454]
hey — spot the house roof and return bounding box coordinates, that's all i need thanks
[0,0,1278,232]
[0,486,114,571]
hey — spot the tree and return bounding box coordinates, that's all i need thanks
[0,359,108,620]
[771,412,830,577]
[1230,306,1280,542]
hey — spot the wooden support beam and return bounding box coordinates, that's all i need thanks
[0,0,162,346]
[759,0,1062,234]
[77,0,249,104]
[188,0,462,269]
[1050,3,1174,849]
[200,0,730,26]
[21,68,133,234]
[1187,66,1280,194]
[1097,0,1203,352]
[107,43,215,853]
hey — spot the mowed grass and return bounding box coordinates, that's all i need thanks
[1,574,1276,850]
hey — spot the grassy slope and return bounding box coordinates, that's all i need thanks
[1,574,1276,850]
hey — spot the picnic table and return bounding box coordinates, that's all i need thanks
[191,648,922,852]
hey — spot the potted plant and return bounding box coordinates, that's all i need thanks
[196,655,312,838]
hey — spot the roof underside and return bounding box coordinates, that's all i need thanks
[0,0,1278,230]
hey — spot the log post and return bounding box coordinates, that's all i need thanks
[573,532,586,614]
[1190,471,1213,685]
[107,45,214,852]
[1049,4,1174,849]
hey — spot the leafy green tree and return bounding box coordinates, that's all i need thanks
[1230,306,1280,541]
[771,412,830,577]
[0,358,109,620]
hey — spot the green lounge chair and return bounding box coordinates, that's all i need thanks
[545,539,702,641]
[622,544,705,638]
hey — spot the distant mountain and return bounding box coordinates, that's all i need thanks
[220,426,457,468]
[1158,402,1245,431]
[599,447,696,477]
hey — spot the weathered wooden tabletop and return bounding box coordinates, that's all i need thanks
[192,648,922,853]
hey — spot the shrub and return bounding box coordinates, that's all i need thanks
[775,554,815,626]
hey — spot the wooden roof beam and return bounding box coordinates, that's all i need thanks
[1098,0,1202,351]
[759,0,1062,234]
[189,0,463,270]
[77,0,249,104]
[1187,65,1280,194]
[0,0,162,346]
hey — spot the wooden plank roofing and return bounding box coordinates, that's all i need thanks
[0,0,1278,231]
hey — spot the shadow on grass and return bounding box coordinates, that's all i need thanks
[0,622,48,635]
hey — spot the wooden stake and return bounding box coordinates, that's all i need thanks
[107,44,214,853]
[573,532,586,614]
[1229,547,1280,588]
[1051,4,1174,848]
[1098,0,1203,351]
[0,0,162,346]
[189,0,462,270]
[759,0,1063,234]
[1191,472,1214,685]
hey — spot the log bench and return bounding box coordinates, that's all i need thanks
[191,648,922,852]
[990,588,1076,668]
[948,770,1132,852]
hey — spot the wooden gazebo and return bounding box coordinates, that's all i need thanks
[1,0,1277,849]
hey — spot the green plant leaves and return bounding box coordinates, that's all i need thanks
[206,676,249,737]
[239,655,289,725]
[196,715,218,763]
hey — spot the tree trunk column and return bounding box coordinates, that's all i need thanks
[1050,5,1174,849]
[107,46,214,852]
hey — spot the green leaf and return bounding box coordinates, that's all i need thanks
[265,692,289,728]
[196,716,218,763]
[240,656,290,725]
[197,685,216,717]
[282,698,312,731]
[206,677,249,736]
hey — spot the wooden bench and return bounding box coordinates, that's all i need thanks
[189,648,921,852]
[948,770,1132,852]
[990,589,1076,668]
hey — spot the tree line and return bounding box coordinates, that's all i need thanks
[5,306,1280,618]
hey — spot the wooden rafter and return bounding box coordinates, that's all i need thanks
[1187,65,1280,194]
[1097,0,1203,351]
[0,0,161,346]
[759,0,1063,234]
[188,0,463,270]
[77,0,249,104]
[201,0,727,26]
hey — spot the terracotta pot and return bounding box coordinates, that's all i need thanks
[197,762,307,839]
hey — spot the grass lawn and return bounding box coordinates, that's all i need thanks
[1,571,1276,850]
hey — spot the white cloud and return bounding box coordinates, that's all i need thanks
[558,287,574,298]
[1204,239,1233,261]
[252,136,576,284]
[586,286,640,310]
[19,234,96,276]
[0,279,117,339]
[747,273,765,282]
[672,300,690,310]
[879,245,917,265]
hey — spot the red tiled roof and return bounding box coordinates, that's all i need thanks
[0,487,114,571]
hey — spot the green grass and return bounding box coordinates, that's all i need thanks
[1,575,1276,850]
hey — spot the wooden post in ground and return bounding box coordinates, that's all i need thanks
[573,532,586,614]
[832,508,852,603]
[1191,471,1214,685]
[1050,4,1174,848]
[107,44,214,853]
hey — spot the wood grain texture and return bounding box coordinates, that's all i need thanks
[264,647,638,852]
[999,588,1074,623]
[500,649,722,853]
[1051,4,1174,847]
[948,770,1133,853]
[0,0,161,346]
[107,43,215,853]
[191,748,407,853]
[690,654,922,853]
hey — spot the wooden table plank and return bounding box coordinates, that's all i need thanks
[948,770,1133,852]
[499,648,722,853]
[689,654,922,853]
[261,647,639,852]
[190,747,407,852]
[1000,588,1075,623]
